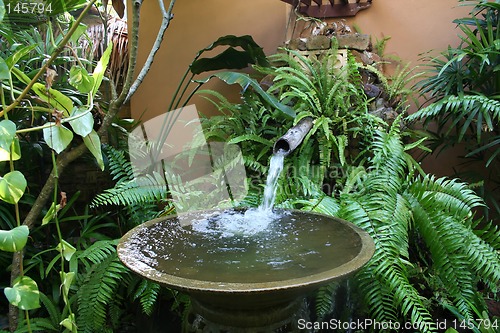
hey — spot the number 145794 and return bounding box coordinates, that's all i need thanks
[5,1,53,14]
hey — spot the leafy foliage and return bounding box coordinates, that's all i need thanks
[408,0,500,220]
[91,145,170,224]
[297,118,500,331]
[77,242,129,333]
[131,279,161,316]
[200,47,382,200]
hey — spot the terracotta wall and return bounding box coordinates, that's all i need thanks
[342,0,469,68]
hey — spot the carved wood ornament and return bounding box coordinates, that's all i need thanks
[280,0,373,18]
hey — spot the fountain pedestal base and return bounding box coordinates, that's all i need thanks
[187,297,307,332]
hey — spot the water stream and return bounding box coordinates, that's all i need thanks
[259,150,286,211]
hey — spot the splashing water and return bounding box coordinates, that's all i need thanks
[191,150,287,236]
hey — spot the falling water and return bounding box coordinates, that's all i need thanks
[259,150,286,211]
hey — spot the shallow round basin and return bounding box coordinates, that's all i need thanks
[117,208,374,328]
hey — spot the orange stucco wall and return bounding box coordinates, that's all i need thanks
[344,0,469,66]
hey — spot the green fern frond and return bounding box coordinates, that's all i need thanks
[460,223,500,292]
[473,220,500,250]
[92,172,168,207]
[407,190,477,320]
[410,176,484,218]
[15,318,59,332]
[78,240,118,268]
[77,252,130,333]
[103,145,135,183]
[132,279,161,316]
[315,282,340,321]
[339,194,434,330]
[404,174,499,318]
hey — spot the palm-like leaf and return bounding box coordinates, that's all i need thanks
[410,1,500,183]
[407,94,500,143]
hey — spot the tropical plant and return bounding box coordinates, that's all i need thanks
[407,0,500,220]
[287,117,500,332]
[0,0,180,331]
[200,46,389,201]
[86,34,284,329]
[193,39,500,330]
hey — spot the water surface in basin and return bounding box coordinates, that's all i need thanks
[118,209,363,284]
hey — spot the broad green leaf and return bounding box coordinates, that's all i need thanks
[190,35,269,74]
[83,130,104,171]
[32,83,73,117]
[43,124,73,154]
[60,313,76,332]
[0,136,21,162]
[92,42,112,96]
[0,225,28,252]
[69,106,93,137]
[6,45,37,69]
[10,66,30,84]
[0,56,9,81]
[70,22,88,44]
[0,120,16,152]
[0,171,27,204]
[4,276,40,310]
[60,271,75,296]
[56,240,76,261]
[196,72,296,118]
[10,68,74,116]
[42,202,61,225]
[69,66,94,93]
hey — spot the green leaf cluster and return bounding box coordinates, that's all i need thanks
[77,242,130,333]
[199,46,381,199]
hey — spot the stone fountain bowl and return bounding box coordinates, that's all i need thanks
[117,208,375,328]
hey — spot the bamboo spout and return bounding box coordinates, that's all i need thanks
[273,117,314,156]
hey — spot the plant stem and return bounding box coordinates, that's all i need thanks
[24,310,32,333]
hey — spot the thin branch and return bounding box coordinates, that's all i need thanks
[124,0,176,104]
[113,0,142,107]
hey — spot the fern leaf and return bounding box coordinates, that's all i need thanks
[406,181,481,320]
[133,279,161,316]
[77,252,130,333]
[92,172,168,207]
[78,240,118,268]
[315,282,340,321]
